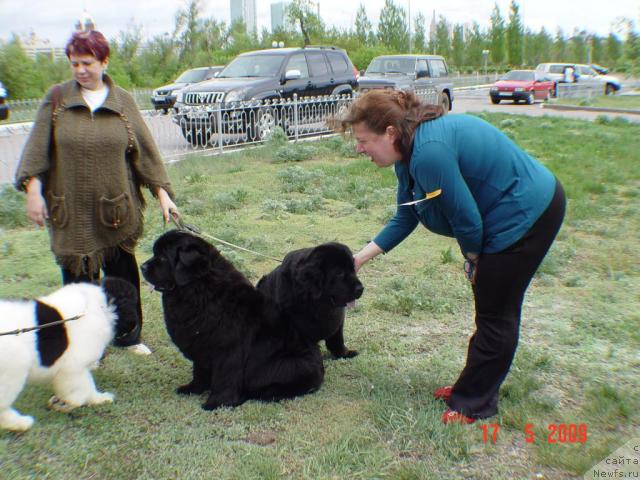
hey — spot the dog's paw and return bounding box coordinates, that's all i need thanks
[48,396,77,413]
[176,383,207,395]
[89,392,115,405]
[0,413,34,432]
[332,349,359,359]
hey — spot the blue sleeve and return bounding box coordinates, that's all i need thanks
[413,141,483,254]
[373,183,419,253]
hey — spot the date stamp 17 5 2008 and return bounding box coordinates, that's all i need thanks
[480,423,588,444]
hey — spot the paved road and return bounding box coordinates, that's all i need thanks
[452,87,640,122]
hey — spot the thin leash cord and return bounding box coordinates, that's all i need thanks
[0,314,83,337]
[169,210,283,263]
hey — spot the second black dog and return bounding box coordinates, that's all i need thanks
[141,230,324,410]
[257,242,364,358]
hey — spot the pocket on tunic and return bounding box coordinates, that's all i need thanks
[99,192,132,229]
[48,193,68,228]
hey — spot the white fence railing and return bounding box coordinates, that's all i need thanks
[0,87,440,184]
[556,82,606,99]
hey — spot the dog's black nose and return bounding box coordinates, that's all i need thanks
[354,283,364,299]
[140,262,149,275]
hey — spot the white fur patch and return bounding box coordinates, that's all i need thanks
[0,283,118,431]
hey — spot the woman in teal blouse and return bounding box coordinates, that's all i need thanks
[340,90,566,424]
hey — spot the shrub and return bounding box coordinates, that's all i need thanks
[0,185,29,228]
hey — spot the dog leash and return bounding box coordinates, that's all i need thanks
[0,314,83,337]
[168,210,283,263]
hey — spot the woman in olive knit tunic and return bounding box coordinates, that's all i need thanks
[15,30,177,354]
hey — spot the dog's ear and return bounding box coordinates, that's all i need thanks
[174,244,210,286]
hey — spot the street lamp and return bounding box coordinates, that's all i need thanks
[482,49,490,79]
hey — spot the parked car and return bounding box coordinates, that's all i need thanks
[151,66,224,112]
[489,70,555,104]
[358,54,453,112]
[172,46,359,145]
[0,81,9,121]
[535,63,621,95]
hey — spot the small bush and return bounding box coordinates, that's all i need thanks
[271,143,319,163]
[277,166,323,193]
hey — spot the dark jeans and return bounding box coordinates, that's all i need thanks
[61,248,143,346]
[447,180,566,419]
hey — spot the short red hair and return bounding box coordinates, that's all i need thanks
[65,30,110,62]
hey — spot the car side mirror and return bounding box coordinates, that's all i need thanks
[284,69,302,81]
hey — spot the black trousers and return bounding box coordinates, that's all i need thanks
[61,248,143,346]
[447,180,566,419]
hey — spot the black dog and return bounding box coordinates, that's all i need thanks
[141,230,324,410]
[257,242,364,358]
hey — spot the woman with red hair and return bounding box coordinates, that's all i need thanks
[15,30,178,355]
[337,90,565,424]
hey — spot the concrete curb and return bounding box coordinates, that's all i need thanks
[542,104,640,115]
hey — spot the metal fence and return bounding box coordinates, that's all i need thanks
[556,82,606,99]
[0,87,440,184]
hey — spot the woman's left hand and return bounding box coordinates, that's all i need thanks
[156,187,178,224]
[464,253,479,285]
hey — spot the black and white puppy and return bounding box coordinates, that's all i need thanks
[257,242,364,358]
[0,278,138,431]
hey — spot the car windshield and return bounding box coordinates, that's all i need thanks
[501,70,535,81]
[366,57,416,75]
[175,69,208,83]
[218,55,285,78]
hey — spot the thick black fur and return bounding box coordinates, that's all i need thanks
[140,230,324,410]
[101,277,140,342]
[256,242,364,358]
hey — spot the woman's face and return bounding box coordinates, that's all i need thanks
[353,123,402,168]
[69,53,107,91]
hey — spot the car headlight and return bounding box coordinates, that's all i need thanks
[225,88,250,102]
[175,90,184,103]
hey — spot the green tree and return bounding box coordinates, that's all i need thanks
[525,27,552,67]
[354,4,373,47]
[413,13,427,52]
[489,3,506,65]
[433,15,451,58]
[465,22,486,69]
[174,0,204,64]
[552,28,567,61]
[286,0,324,46]
[377,0,409,51]
[451,24,465,67]
[623,21,640,73]
[569,29,588,63]
[590,35,604,65]
[506,0,523,65]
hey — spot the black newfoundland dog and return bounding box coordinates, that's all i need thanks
[141,230,324,410]
[257,242,364,358]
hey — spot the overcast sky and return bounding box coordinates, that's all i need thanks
[0,0,638,47]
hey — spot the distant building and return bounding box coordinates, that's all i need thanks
[20,32,65,60]
[270,1,291,32]
[230,0,257,34]
[75,10,96,32]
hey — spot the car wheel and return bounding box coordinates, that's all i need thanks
[605,84,615,95]
[439,93,451,113]
[491,97,500,104]
[180,121,212,148]
[525,92,534,105]
[251,106,277,141]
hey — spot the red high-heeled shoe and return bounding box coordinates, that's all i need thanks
[441,409,476,425]
[433,385,453,401]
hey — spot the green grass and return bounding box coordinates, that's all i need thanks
[553,94,640,110]
[1,114,639,479]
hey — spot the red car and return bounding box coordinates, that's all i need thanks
[489,70,555,105]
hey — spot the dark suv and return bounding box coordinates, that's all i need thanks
[152,66,224,113]
[172,46,358,144]
[358,55,454,112]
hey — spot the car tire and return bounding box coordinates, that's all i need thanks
[605,84,616,95]
[525,93,534,105]
[439,93,451,113]
[251,106,278,141]
[491,97,500,104]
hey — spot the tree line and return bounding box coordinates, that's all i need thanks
[0,0,638,100]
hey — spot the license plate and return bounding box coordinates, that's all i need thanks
[499,92,512,97]
[186,111,210,120]
[153,95,166,101]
